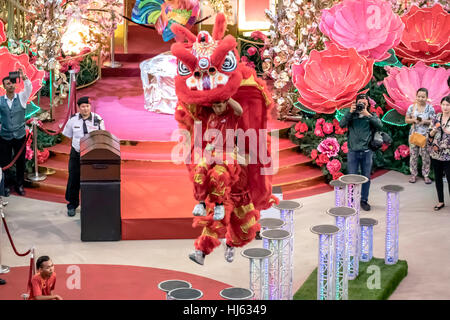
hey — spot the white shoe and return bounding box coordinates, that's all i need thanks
[213,205,225,220]
[188,250,205,265]
[192,203,206,216]
[224,245,235,263]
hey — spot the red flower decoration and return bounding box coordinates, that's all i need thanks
[295,132,304,139]
[0,47,45,102]
[37,148,50,164]
[341,141,348,154]
[311,149,318,160]
[0,20,6,43]
[333,119,347,135]
[381,143,389,151]
[332,171,344,180]
[316,153,330,167]
[395,4,450,65]
[314,127,325,137]
[292,43,374,114]
[295,121,308,133]
[323,122,334,135]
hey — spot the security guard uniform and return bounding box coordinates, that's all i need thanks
[62,112,105,211]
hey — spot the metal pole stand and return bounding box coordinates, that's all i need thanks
[261,229,291,300]
[158,280,192,299]
[27,118,47,182]
[330,180,347,207]
[310,224,340,300]
[339,174,368,280]
[0,203,10,274]
[381,185,404,265]
[326,207,356,300]
[360,218,378,262]
[220,287,254,300]
[103,11,122,68]
[167,288,203,300]
[241,248,273,300]
[259,218,285,250]
[273,201,301,300]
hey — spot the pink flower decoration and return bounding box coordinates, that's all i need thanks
[319,0,404,61]
[326,159,342,175]
[394,144,410,160]
[383,61,450,115]
[381,143,389,151]
[0,20,6,43]
[316,118,326,126]
[323,122,334,134]
[311,149,318,160]
[251,31,267,42]
[247,47,257,56]
[342,141,348,154]
[318,137,340,158]
[0,47,45,102]
[292,43,373,114]
[25,145,33,160]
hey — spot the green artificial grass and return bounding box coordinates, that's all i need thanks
[294,258,408,300]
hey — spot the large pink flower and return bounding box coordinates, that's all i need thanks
[383,61,450,115]
[318,137,340,158]
[320,0,404,61]
[395,4,450,65]
[0,20,6,43]
[0,47,45,101]
[292,43,374,114]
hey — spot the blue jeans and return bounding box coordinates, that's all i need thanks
[347,150,373,203]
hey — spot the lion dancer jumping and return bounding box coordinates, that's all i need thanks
[171,13,277,265]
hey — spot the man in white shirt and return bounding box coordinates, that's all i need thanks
[0,69,32,197]
[62,96,105,217]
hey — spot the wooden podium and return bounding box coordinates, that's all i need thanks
[80,130,121,241]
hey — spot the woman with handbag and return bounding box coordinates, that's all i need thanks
[428,95,450,211]
[405,88,435,184]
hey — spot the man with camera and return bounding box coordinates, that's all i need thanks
[339,93,383,211]
[0,69,32,197]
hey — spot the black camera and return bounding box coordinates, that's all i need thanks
[355,103,365,112]
[416,116,422,122]
[9,71,21,84]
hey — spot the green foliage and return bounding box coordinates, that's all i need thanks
[294,258,408,300]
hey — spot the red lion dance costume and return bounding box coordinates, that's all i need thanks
[171,13,277,265]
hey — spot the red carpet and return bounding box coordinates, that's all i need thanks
[0,264,232,300]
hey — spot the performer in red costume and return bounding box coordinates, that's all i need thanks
[170,13,278,265]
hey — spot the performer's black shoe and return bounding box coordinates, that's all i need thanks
[67,208,76,217]
[4,187,10,197]
[224,245,235,263]
[0,278,6,285]
[255,231,262,240]
[15,186,25,196]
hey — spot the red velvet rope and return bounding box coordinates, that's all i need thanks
[1,214,31,257]
[1,133,31,171]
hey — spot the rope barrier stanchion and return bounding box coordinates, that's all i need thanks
[0,201,10,274]
[22,247,36,300]
[28,118,47,182]
[1,210,31,257]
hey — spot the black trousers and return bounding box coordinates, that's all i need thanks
[431,158,450,203]
[65,147,80,209]
[0,136,26,189]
